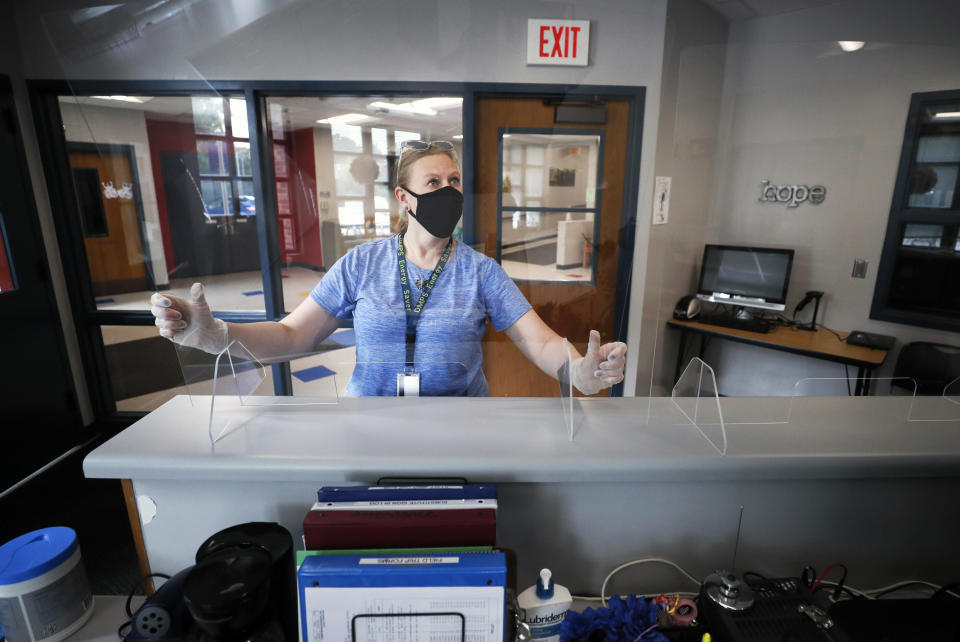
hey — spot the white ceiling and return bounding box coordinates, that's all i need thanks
[699,0,849,22]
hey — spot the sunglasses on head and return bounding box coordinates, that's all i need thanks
[399,140,456,154]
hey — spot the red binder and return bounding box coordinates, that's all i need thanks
[303,508,496,549]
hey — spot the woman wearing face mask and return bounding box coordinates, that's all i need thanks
[151,140,626,396]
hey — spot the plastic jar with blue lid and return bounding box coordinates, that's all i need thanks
[0,527,94,642]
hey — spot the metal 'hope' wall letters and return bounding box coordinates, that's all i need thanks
[758,179,826,208]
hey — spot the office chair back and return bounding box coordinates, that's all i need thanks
[891,342,960,395]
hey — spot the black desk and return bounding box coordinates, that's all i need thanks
[667,319,890,395]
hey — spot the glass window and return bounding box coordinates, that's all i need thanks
[192,97,225,135]
[874,92,960,331]
[58,94,263,312]
[498,132,602,284]
[265,95,463,312]
[234,142,252,177]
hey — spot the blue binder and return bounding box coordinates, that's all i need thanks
[316,484,497,503]
[298,551,507,641]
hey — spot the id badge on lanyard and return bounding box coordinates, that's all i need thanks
[396,234,452,397]
[396,367,420,396]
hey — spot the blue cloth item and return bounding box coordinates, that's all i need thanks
[560,595,668,642]
[311,236,531,396]
[329,328,356,347]
[292,365,337,383]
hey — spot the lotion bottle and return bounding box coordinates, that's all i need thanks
[517,568,572,641]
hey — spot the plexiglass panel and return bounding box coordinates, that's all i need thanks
[58,94,263,312]
[263,96,463,311]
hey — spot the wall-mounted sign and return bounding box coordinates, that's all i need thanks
[758,179,826,208]
[653,176,671,225]
[527,19,590,66]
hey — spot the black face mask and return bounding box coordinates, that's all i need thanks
[402,185,463,239]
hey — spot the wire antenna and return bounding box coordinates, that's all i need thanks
[731,505,744,573]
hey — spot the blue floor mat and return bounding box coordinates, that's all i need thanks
[292,364,337,382]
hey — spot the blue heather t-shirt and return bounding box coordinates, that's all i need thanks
[310,236,532,396]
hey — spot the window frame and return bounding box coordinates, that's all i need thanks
[871,88,960,332]
[28,80,644,426]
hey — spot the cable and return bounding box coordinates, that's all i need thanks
[117,572,172,639]
[817,324,846,342]
[599,558,702,607]
[931,581,960,600]
[810,563,847,594]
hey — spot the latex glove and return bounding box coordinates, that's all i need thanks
[571,330,627,395]
[150,283,228,354]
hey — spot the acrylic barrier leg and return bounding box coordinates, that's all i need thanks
[671,357,726,455]
[556,338,576,441]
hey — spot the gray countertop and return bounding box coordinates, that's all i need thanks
[83,395,960,483]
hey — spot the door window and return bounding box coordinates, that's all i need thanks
[498,131,603,284]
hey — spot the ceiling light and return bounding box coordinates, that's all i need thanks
[316,113,372,125]
[411,97,463,111]
[837,41,865,52]
[92,95,146,103]
[934,111,960,119]
[452,134,464,140]
[368,101,437,116]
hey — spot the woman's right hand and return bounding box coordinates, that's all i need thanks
[150,282,228,354]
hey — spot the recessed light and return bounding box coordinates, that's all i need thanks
[316,113,372,125]
[934,111,960,119]
[837,41,865,52]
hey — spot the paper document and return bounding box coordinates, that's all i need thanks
[303,585,504,642]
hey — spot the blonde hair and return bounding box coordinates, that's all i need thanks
[394,144,460,233]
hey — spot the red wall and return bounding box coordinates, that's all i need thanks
[0,239,13,291]
[146,118,324,275]
[286,127,322,268]
[145,118,197,276]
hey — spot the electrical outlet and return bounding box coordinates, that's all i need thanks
[852,259,868,278]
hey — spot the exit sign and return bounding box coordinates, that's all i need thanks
[527,19,590,66]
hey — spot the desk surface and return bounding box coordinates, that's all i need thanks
[84,395,960,483]
[667,319,889,368]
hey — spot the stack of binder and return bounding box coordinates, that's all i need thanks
[303,484,498,550]
[297,485,506,641]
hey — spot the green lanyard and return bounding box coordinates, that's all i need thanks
[397,233,453,366]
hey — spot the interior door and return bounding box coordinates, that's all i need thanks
[68,146,149,296]
[0,75,83,493]
[476,97,630,397]
[160,150,260,278]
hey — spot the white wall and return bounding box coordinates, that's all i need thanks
[634,0,728,396]
[59,102,168,289]
[14,0,668,398]
[1,6,93,424]
[694,0,960,396]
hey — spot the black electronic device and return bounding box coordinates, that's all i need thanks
[696,314,772,334]
[126,568,194,641]
[846,330,895,350]
[793,290,824,332]
[123,523,296,642]
[830,598,960,642]
[698,573,848,642]
[696,245,795,312]
[673,295,702,320]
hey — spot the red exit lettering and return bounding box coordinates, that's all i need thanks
[539,24,581,59]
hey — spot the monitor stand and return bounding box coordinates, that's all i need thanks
[733,306,755,320]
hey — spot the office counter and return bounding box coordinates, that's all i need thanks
[84,395,960,594]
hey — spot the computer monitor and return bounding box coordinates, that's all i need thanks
[696,244,794,312]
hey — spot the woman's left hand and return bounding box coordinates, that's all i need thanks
[572,330,627,394]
